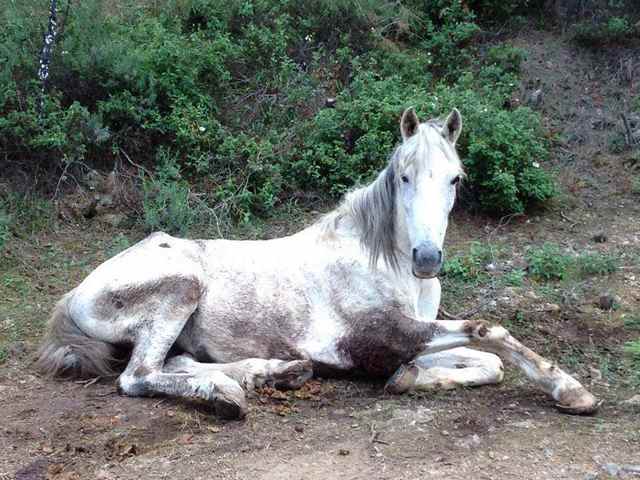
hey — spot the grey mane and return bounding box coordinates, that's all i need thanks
[349,155,399,271]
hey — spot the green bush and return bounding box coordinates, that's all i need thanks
[1,0,556,221]
[625,339,640,381]
[141,152,195,236]
[573,16,637,45]
[486,44,527,73]
[527,243,573,281]
[0,192,52,237]
[442,242,493,282]
[0,208,9,252]
[576,252,619,277]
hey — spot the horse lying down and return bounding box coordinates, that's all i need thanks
[37,108,599,419]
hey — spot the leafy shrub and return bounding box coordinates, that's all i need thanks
[1,0,555,222]
[0,192,53,237]
[486,44,527,73]
[0,208,9,252]
[442,242,493,282]
[573,16,637,45]
[625,339,640,381]
[465,109,553,214]
[576,252,619,277]
[141,153,194,236]
[624,314,640,331]
[527,243,573,281]
[500,268,526,287]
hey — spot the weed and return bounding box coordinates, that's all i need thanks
[107,233,131,257]
[625,339,640,381]
[0,193,53,237]
[442,242,494,282]
[624,314,640,331]
[573,16,637,46]
[486,44,527,73]
[500,268,526,287]
[526,243,573,281]
[141,152,194,236]
[576,252,619,277]
[609,132,629,154]
[0,207,9,253]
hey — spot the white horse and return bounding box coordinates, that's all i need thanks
[37,108,599,419]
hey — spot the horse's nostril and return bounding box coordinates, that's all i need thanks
[412,248,418,262]
[437,250,443,262]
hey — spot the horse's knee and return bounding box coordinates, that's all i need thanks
[116,368,152,397]
[483,354,504,383]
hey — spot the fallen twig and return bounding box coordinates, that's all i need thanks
[439,305,483,320]
[559,210,579,229]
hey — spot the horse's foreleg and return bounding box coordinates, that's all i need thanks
[402,347,504,391]
[387,320,599,414]
[165,354,313,391]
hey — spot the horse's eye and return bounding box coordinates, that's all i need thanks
[401,175,410,184]
[451,175,461,186]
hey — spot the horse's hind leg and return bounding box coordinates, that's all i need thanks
[109,281,247,419]
[165,354,313,391]
[400,347,504,391]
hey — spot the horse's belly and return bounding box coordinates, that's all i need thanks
[177,273,313,363]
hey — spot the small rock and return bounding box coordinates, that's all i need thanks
[7,341,27,357]
[294,425,304,433]
[325,98,337,108]
[511,419,534,429]
[602,463,620,477]
[622,394,640,406]
[98,213,127,228]
[583,472,599,480]
[598,294,616,311]
[485,263,497,272]
[525,290,540,300]
[48,464,65,476]
[457,434,481,449]
[592,233,607,243]
[338,448,350,456]
[95,470,116,480]
[589,367,603,382]
[528,89,543,108]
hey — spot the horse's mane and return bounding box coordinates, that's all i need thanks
[319,138,409,271]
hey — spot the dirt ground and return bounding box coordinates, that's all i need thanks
[2,28,640,480]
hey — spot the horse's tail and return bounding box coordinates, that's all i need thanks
[36,292,117,379]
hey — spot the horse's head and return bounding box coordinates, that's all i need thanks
[395,107,463,279]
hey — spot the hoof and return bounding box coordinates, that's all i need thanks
[213,393,247,420]
[385,364,418,395]
[555,387,601,415]
[272,360,314,390]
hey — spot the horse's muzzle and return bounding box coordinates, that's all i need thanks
[412,242,443,278]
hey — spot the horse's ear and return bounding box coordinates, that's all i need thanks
[400,107,420,141]
[442,108,462,145]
